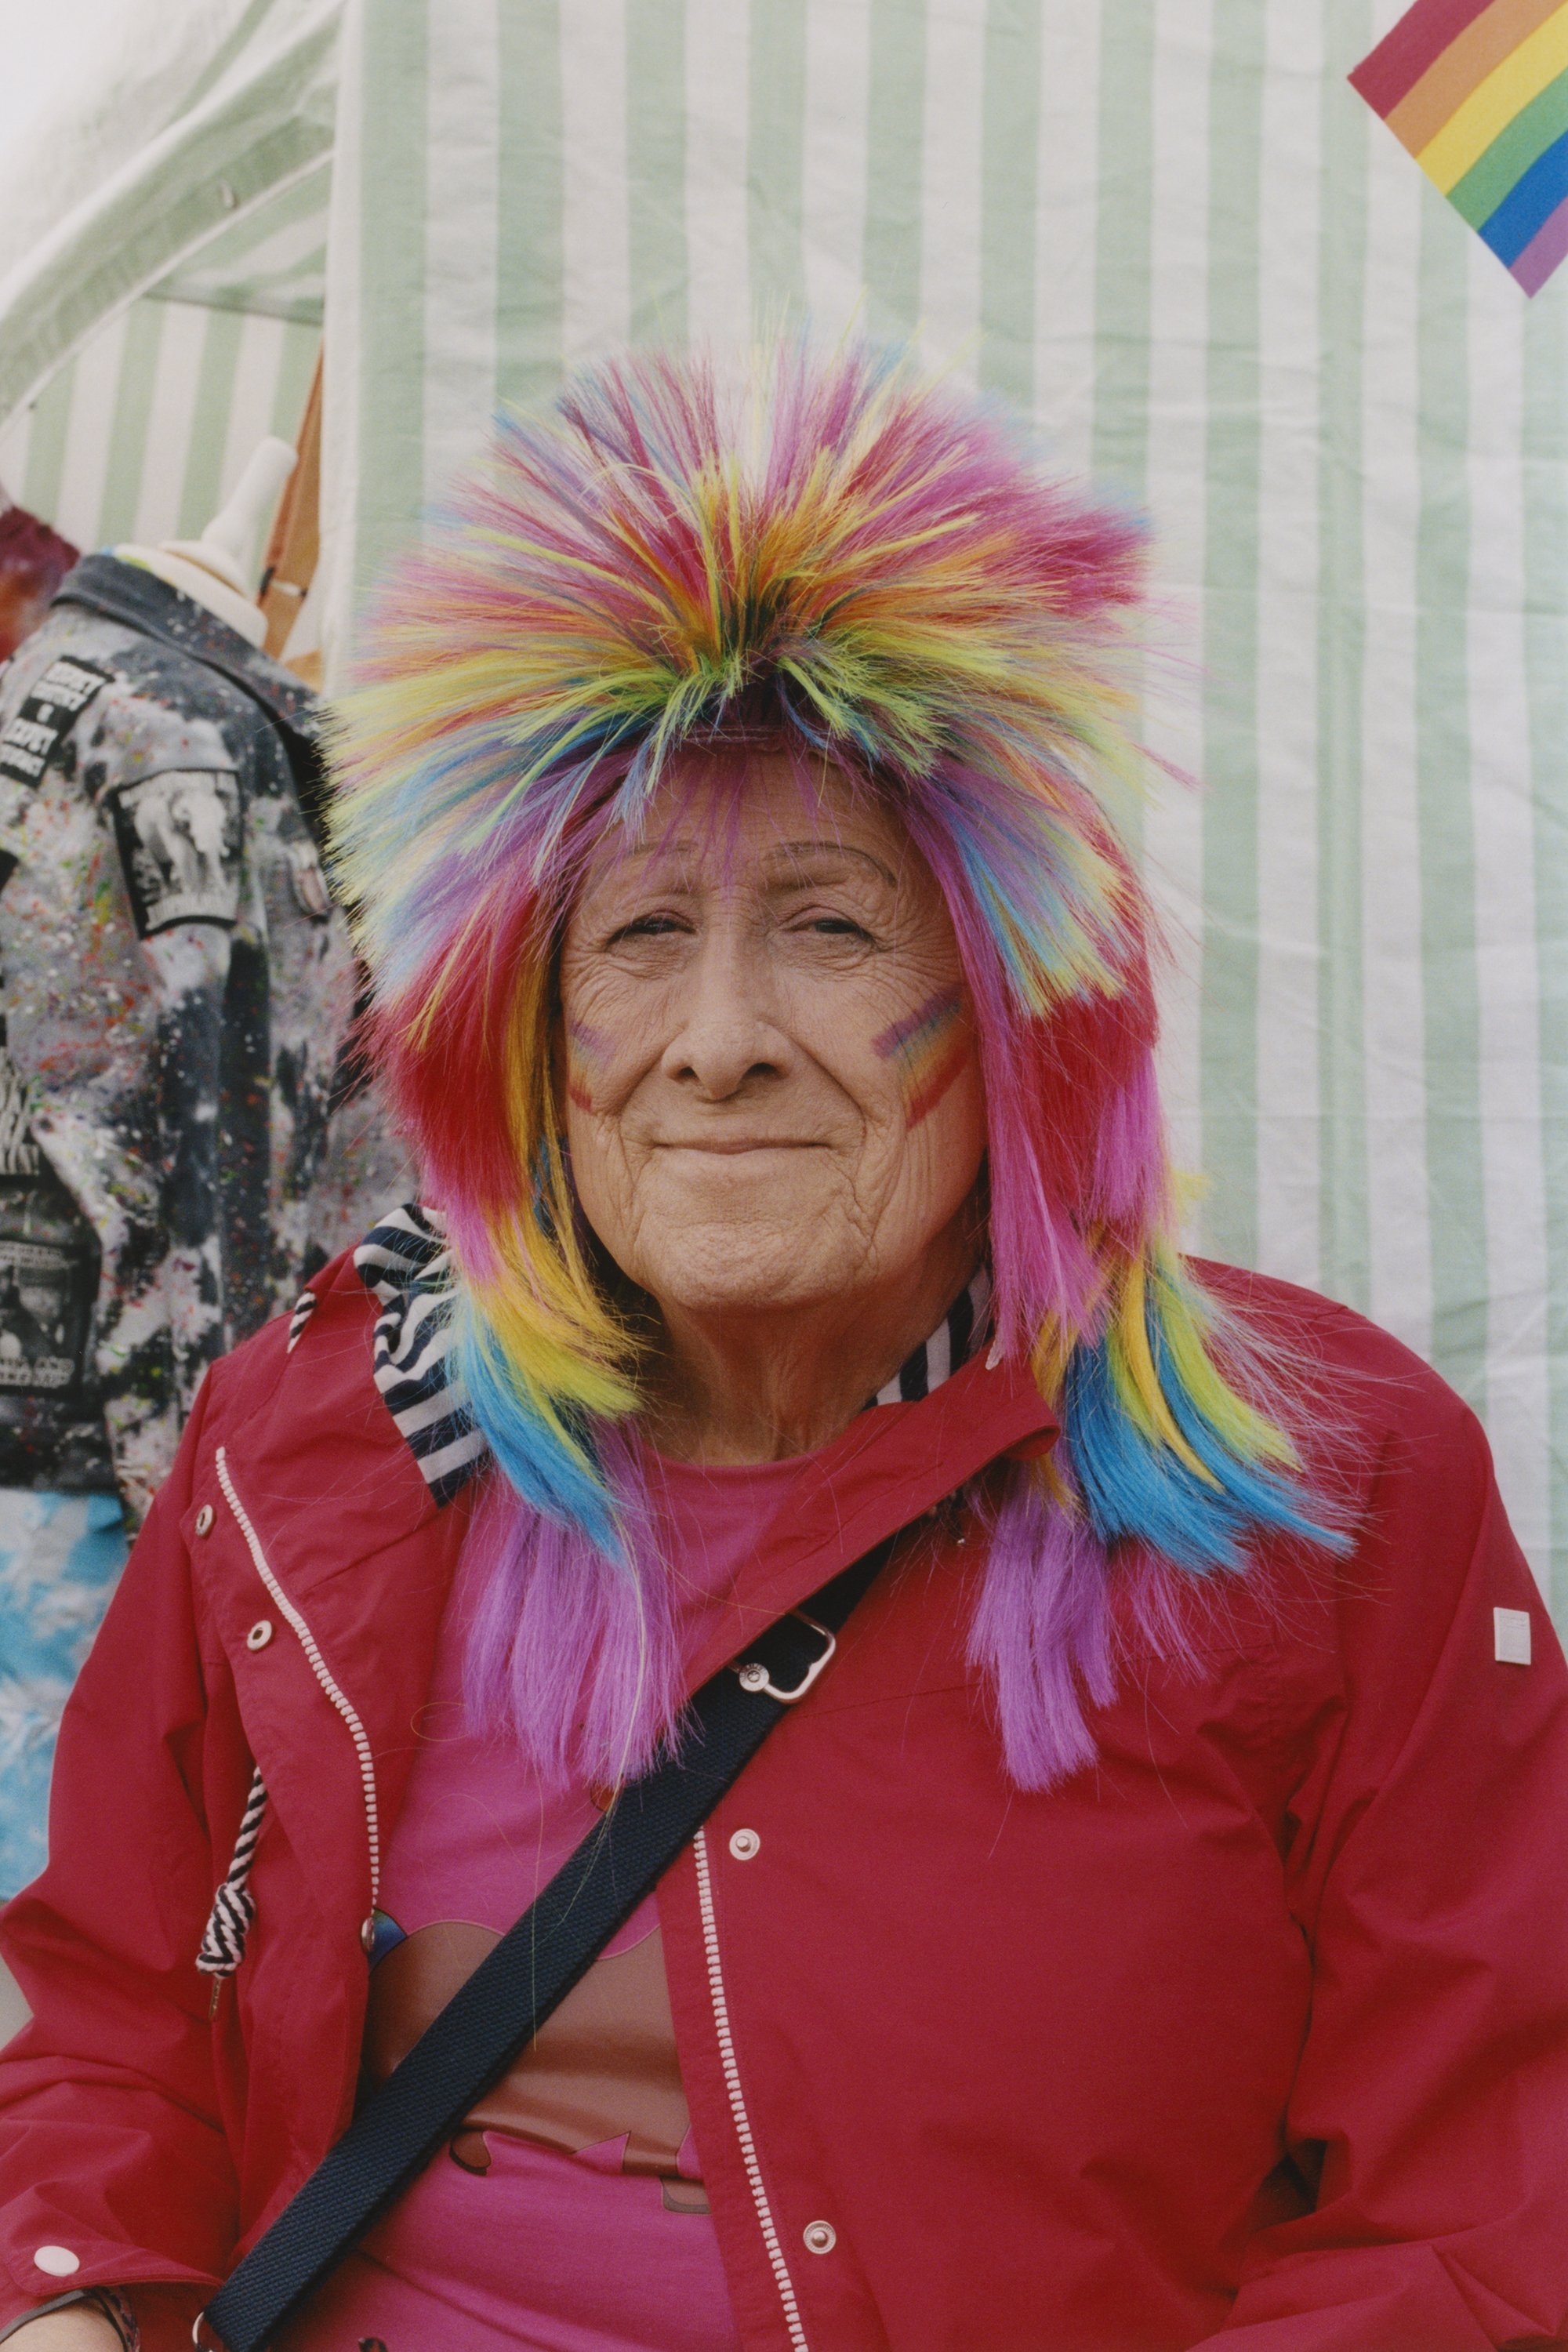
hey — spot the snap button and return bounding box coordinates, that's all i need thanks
[728,1828,761,1860]
[246,1619,274,1652]
[802,2220,837,2256]
[33,2245,81,2277]
[194,1504,215,1537]
[360,1914,377,1955]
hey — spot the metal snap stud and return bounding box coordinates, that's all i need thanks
[194,1504,215,1537]
[246,1620,274,1652]
[803,2220,837,2255]
[728,1828,761,1860]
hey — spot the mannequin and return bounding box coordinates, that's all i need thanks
[112,435,296,648]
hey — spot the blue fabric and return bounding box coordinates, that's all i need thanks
[0,1490,127,1899]
[1482,125,1568,265]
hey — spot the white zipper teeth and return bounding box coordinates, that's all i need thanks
[693,1824,810,2352]
[214,1445,382,1915]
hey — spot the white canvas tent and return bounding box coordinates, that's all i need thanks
[0,0,332,582]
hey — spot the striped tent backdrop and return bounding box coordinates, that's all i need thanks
[325,0,1568,1621]
[0,296,319,576]
[156,159,332,327]
[0,0,339,425]
[0,0,332,582]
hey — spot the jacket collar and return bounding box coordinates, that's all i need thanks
[222,1229,1051,1675]
[215,1255,1055,1792]
[352,1201,999,1507]
[337,1207,1051,1699]
[50,551,321,760]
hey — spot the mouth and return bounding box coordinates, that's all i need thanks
[654,1138,826,1156]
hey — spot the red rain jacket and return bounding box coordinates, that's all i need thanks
[0,1250,1565,2351]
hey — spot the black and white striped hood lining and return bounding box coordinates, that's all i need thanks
[868,1266,990,1406]
[350,1202,992,1501]
[352,1203,488,1504]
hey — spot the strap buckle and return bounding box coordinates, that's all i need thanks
[733,1612,837,1705]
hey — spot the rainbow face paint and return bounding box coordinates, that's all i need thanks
[564,1019,612,1113]
[331,334,1341,1794]
[874,985,970,1127]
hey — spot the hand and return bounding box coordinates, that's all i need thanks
[5,2307,122,2348]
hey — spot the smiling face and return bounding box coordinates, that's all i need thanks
[557,752,988,1330]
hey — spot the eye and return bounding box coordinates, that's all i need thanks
[606,912,688,945]
[810,915,871,936]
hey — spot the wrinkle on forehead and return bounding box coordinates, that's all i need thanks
[572,746,919,906]
[604,837,900,889]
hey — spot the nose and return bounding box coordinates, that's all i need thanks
[661,929,786,1100]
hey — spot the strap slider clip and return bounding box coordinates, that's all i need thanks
[734,1613,837,1705]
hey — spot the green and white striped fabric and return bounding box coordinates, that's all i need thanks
[0,0,337,423]
[155,159,330,325]
[0,295,318,582]
[327,0,1568,1615]
[0,0,330,583]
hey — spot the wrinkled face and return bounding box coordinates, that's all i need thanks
[557,753,988,1319]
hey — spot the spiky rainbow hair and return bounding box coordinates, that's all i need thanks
[332,338,1334,1789]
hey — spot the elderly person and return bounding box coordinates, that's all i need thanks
[0,343,1563,2352]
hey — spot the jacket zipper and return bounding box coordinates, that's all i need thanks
[214,1444,383,1926]
[693,1824,810,2352]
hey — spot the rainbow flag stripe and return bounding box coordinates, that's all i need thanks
[1352,0,1568,293]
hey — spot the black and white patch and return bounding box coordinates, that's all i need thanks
[105,768,242,935]
[0,655,114,788]
[0,1229,96,1396]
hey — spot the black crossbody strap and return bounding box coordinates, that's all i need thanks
[198,1541,891,2352]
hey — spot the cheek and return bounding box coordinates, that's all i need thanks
[563,1087,633,1260]
[557,931,672,1113]
[564,1018,615,1112]
[869,985,974,1131]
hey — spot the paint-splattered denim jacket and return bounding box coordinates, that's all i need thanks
[0,554,373,1521]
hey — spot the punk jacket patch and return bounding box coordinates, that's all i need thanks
[0,655,113,787]
[106,768,242,935]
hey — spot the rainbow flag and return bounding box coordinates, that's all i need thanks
[1352,0,1568,293]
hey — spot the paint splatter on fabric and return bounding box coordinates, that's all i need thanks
[0,555,398,1521]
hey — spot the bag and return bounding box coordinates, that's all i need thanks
[197,1541,890,2352]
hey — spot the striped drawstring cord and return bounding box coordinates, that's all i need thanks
[197,1765,267,1977]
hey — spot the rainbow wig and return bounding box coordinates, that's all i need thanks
[332,337,1338,1791]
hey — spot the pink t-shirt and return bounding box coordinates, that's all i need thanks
[281,1450,808,2352]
